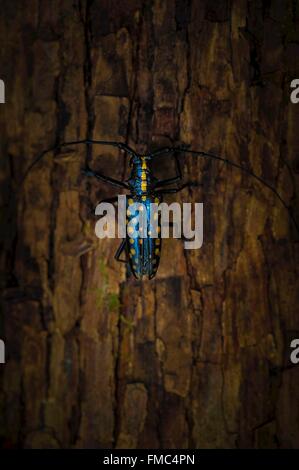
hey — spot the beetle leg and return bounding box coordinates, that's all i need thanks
[82,165,129,189]
[114,239,127,263]
[86,196,119,218]
[155,153,183,188]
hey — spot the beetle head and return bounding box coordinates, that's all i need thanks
[129,154,151,167]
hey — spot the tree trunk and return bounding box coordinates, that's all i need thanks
[0,0,299,449]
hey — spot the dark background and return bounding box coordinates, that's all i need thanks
[0,0,299,448]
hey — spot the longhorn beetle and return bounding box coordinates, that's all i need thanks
[21,139,299,280]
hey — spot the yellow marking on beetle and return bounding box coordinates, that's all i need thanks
[128,226,134,235]
[128,198,134,205]
[142,195,146,201]
[140,156,147,191]
[155,248,160,255]
[129,238,134,244]
[127,209,132,216]
[130,248,136,255]
[154,197,159,204]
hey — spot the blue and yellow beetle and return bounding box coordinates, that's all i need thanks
[83,146,187,280]
[124,157,162,279]
[22,139,299,280]
[124,155,165,280]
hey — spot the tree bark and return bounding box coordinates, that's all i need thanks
[0,0,299,448]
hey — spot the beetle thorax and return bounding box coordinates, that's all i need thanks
[128,156,154,195]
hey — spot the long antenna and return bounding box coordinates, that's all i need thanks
[20,139,136,186]
[19,139,299,236]
[150,146,299,237]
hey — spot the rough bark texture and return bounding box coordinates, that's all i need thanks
[0,0,299,449]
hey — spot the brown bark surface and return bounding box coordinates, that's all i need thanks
[0,0,299,448]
